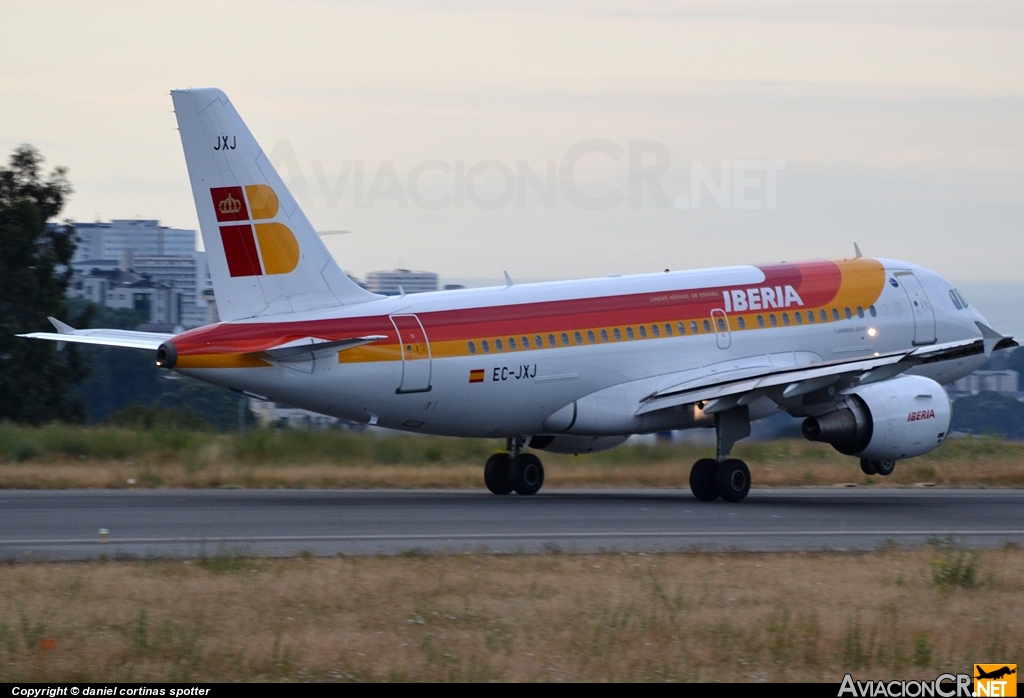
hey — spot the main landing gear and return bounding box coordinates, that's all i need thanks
[484,438,545,496]
[689,405,752,503]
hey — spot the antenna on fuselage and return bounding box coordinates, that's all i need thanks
[853,243,863,258]
[503,271,514,288]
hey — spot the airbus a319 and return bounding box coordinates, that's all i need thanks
[23,89,1017,502]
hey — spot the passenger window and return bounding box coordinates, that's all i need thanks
[832,308,840,321]
[769,314,777,327]
[782,313,790,325]
[587,330,595,343]
[600,329,608,341]
[702,319,711,333]
[547,334,556,347]
[665,323,673,336]
[678,322,686,335]
[893,302,901,316]
[844,307,852,320]
[508,337,516,350]
[535,335,543,347]
[522,336,530,348]
[561,333,569,346]
[819,309,828,323]
[639,326,648,338]
[495,338,504,352]
[949,290,962,310]
[869,306,877,318]
[482,340,490,353]
[738,316,746,329]
[626,327,635,339]
[652,324,660,338]
[757,315,765,328]
[468,341,476,354]
[690,321,698,334]
[807,311,814,323]
[574,331,582,345]
[613,328,622,340]
[856,307,864,319]
[795,312,802,325]
[716,317,726,332]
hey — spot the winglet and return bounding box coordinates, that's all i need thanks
[46,316,74,351]
[48,317,76,334]
[976,321,1018,353]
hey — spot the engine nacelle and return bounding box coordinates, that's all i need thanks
[528,435,629,455]
[801,375,951,461]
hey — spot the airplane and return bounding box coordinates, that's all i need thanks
[21,88,1018,502]
[975,666,1017,681]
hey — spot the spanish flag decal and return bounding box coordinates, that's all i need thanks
[211,185,300,277]
[469,369,485,383]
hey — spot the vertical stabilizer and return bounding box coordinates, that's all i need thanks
[171,88,379,321]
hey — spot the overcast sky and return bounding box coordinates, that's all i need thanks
[3,1,1022,290]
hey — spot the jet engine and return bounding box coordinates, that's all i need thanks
[801,375,951,461]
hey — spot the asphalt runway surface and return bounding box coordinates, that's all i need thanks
[1,488,1022,560]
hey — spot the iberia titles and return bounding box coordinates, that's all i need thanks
[723,285,805,312]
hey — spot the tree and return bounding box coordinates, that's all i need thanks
[0,145,89,423]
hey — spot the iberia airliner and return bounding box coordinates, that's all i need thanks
[22,89,1017,502]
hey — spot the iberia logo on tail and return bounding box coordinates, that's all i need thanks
[210,185,299,277]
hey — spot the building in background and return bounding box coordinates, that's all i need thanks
[948,370,1020,398]
[249,399,343,429]
[68,219,216,329]
[365,269,439,295]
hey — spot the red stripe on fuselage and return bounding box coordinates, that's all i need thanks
[172,261,846,356]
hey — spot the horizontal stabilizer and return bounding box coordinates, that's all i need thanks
[18,317,171,351]
[260,335,386,362]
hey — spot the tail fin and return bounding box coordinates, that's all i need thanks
[171,88,379,321]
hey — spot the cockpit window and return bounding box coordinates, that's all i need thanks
[949,290,962,310]
[955,289,969,308]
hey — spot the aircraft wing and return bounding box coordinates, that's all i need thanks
[636,336,986,416]
[18,317,171,351]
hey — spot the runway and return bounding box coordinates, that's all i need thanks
[1,488,1022,560]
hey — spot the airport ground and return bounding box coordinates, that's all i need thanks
[2,423,1024,490]
[2,425,1022,682]
[0,546,1021,682]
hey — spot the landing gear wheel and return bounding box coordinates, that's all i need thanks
[874,459,896,476]
[484,453,513,495]
[511,453,544,495]
[715,459,751,503]
[860,458,878,475]
[689,458,719,501]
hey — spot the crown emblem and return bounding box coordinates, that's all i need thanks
[219,192,242,215]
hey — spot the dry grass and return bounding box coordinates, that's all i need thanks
[1,545,1021,682]
[1,422,1023,489]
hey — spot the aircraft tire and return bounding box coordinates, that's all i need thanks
[874,459,896,476]
[860,458,878,475]
[511,453,545,495]
[484,453,514,495]
[715,459,751,503]
[689,459,719,501]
